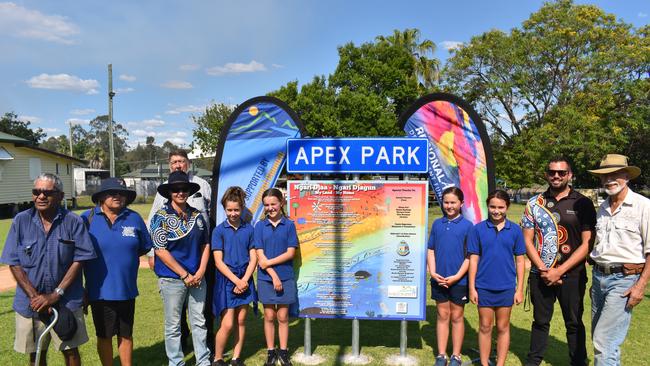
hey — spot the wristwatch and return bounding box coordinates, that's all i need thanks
[54,287,65,296]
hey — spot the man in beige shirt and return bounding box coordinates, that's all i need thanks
[588,154,650,366]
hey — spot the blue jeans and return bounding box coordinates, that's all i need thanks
[591,269,639,366]
[159,278,211,366]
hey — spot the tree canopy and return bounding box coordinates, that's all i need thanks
[0,112,46,144]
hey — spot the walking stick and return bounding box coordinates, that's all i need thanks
[35,307,59,366]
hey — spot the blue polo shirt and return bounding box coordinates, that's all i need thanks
[82,206,152,301]
[467,219,526,291]
[253,216,298,281]
[0,207,96,317]
[428,215,473,286]
[150,204,209,279]
[212,220,254,271]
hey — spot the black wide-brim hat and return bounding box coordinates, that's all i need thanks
[91,177,136,205]
[157,171,200,200]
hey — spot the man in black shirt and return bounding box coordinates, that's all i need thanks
[521,157,597,366]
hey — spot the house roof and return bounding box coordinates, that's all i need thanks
[0,131,87,164]
[123,163,212,179]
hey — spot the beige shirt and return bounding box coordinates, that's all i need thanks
[590,188,650,265]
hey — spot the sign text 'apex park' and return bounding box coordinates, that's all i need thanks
[286,138,428,174]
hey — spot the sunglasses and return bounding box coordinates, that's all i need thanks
[32,189,60,197]
[105,190,125,197]
[546,169,569,177]
[170,186,191,194]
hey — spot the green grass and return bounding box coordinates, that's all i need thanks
[2,203,650,365]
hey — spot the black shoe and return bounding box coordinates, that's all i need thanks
[264,349,278,366]
[212,360,228,366]
[230,358,245,366]
[277,349,292,366]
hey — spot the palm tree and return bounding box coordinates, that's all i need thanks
[376,29,440,90]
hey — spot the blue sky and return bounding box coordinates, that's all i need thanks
[1,0,647,150]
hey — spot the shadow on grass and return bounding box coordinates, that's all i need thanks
[421,303,572,365]
[131,340,167,365]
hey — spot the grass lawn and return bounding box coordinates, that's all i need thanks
[2,202,650,365]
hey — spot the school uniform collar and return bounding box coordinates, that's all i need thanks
[441,215,464,224]
[222,219,248,230]
[486,219,512,230]
[263,215,288,226]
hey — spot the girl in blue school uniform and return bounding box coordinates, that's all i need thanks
[254,188,299,366]
[211,186,258,366]
[467,190,526,366]
[427,187,473,366]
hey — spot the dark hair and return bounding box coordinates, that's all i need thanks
[168,149,189,161]
[262,187,286,217]
[221,186,246,209]
[548,155,572,172]
[486,189,510,207]
[442,186,464,202]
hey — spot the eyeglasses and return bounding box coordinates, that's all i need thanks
[32,189,59,197]
[546,169,569,177]
[170,187,191,194]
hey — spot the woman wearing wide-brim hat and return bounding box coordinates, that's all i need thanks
[82,177,153,366]
[149,171,211,366]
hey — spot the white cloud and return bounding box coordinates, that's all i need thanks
[42,127,59,133]
[27,73,99,94]
[70,108,95,116]
[119,74,136,82]
[0,2,79,44]
[66,118,90,125]
[180,64,200,71]
[161,80,193,89]
[142,119,165,127]
[272,64,284,69]
[131,129,188,145]
[206,60,266,76]
[639,12,648,18]
[115,87,134,94]
[440,41,463,51]
[17,115,42,123]
[165,104,205,115]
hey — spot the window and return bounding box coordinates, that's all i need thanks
[67,164,70,175]
[29,158,41,180]
[56,163,60,174]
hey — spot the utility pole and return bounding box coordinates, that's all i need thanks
[108,64,116,177]
[68,121,73,156]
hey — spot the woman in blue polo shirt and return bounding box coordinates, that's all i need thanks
[427,187,473,366]
[82,178,152,366]
[254,188,298,366]
[150,171,211,366]
[211,186,257,366]
[467,189,526,366]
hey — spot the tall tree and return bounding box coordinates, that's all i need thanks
[376,28,440,91]
[191,103,235,156]
[0,112,46,143]
[40,135,70,154]
[444,0,648,187]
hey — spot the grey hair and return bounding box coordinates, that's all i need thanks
[34,173,64,192]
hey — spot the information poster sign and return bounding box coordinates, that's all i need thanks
[288,180,428,320]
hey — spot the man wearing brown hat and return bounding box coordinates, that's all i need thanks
[587,154,650,366]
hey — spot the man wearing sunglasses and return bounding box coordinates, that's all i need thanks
[0,173,96,366]
[521,157,596,366]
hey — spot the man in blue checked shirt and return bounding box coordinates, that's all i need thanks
[0,173,96,366]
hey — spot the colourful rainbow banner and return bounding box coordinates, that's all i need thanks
[400,93,494,224]
[211,96,306,225]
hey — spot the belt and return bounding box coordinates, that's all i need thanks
[594,263,623,275]
[594,263,644,275]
